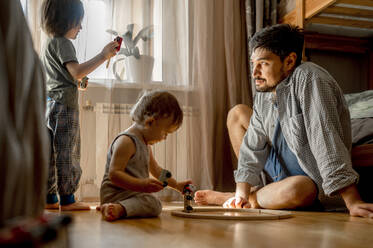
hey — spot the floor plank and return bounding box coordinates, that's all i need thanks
[47,202,373,248]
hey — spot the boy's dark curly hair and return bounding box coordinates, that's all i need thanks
[249,24,304,66]
[41,0,84,37]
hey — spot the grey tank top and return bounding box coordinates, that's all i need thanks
[101,131,150,190]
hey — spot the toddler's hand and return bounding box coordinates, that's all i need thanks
[140,178,164,193]
[176,180,193,193]
[101,41,119,60]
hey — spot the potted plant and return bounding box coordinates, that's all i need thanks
[107,24,154,82]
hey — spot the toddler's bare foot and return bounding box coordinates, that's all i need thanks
[45,202,59,210]
[100,203,125,221]
[194,190,234,206]
[60,202,90,211]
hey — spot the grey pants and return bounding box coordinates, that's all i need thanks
[100,184,162,218]
[46,100,81,197]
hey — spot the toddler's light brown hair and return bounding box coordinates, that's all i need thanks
[130,90,183,127]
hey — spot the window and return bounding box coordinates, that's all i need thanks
[19,0,190,86]
[74,0,164,82]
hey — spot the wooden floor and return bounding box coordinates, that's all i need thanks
[47,202,373,248]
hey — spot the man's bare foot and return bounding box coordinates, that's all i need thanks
[100,203,126,221]
[60,202,90,211]
[194,190,234,205]
[248,191,261,209]
[45,202,59,210]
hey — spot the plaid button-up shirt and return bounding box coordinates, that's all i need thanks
[235,62,359,207]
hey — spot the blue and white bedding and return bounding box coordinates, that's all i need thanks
[344,90,373,146]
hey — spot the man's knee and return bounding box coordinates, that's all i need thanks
[227,104,252,129]
[282,176,318,207]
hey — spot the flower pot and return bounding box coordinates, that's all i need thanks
[125,55,154,83]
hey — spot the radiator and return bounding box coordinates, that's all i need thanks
[78,102,196,202]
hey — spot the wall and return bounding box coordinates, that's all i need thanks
[306,49,369,94]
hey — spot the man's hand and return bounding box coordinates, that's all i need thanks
[223,196,250,209]
[340,184,373,218]
[140,178,164,193]
[348,202,373,218]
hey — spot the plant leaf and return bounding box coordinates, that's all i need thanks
[126,24,134,39]
[122,31,134,50]
[133,25,153,47]
[106,29,118,36]
[133,47,140,59]
[123,48,131,57]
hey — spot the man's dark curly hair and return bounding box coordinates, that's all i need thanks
[41,0,84,37]
[249,24,304,66]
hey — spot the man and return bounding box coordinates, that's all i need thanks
[195,24,373,218]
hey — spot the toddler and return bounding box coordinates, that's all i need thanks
[98,90,192,221]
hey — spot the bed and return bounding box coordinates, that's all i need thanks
[346,90,373,202]
[278,0,373,89]
[278,0,373,202]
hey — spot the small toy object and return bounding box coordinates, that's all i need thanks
[158,169,172,187]
[0,214,72,246]
[79,76,89,89]
[114,36,123,51]
[183,184,196,213]
[171,207,293,220]
[106,36,123,68]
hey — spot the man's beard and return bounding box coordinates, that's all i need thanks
[255,82,277,92]
[254,66,286,92]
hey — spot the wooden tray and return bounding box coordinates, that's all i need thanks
[171,207,292,220]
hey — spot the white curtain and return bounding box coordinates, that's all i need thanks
[25,0,252,202]
[72,0,204,201]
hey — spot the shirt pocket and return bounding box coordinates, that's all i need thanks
[289,113,308,147]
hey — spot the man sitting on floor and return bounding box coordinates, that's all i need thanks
[195,24,373,218]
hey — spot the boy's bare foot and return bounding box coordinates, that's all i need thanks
[194,190,234,205]
[100,203,126,221]
[45,202,60,210]
[60,202,90,211]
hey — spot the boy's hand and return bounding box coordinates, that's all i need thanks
[101,41,119,60]
[176,180,193,193]
[78,77,88,91]
[140,178,164,193]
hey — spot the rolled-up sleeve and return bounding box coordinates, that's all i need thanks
[234,105,270,186]
[299,71,359,196]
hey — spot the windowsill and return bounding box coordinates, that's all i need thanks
[87,78,195,92]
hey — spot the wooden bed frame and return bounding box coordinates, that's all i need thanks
[279,0,373,30]
[279,0,373,90]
